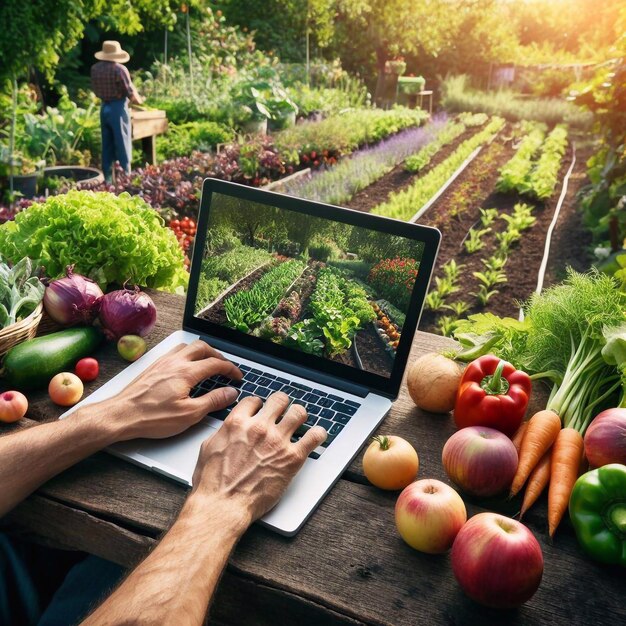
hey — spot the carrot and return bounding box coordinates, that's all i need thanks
[510,410,561,497]
[519,448,552,520]
[548,427,584,538]
[511,421,528,456]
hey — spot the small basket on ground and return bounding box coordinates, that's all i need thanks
[0,302,44,358]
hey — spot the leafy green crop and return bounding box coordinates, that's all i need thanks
[288,267,373,358]
[224,260,305,332]
[496,126,545,193]
[0,191,188,292]
[526,125,568,199]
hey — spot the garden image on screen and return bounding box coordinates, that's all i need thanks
[194,193,424,377]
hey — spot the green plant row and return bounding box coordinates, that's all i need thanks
[526,125,568,200]
[404,120,466,173]
[373,117,505,221]
[496,125,546,193]
[224,259,306,332]
[286,267,374,357]
[196,246,273,311]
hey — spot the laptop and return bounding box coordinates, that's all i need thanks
[61,178,441,536]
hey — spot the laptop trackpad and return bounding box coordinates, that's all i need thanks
[134,422,218,482]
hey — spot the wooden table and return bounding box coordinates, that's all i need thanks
[2,290,624,625]
[131,109,168,165]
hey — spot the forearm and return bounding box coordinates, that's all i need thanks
[83,492,250,626]
[0,406,118,517]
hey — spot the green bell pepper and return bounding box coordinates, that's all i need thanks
[569,464,626,567]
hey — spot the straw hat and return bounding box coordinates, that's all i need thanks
[95,41,130,63]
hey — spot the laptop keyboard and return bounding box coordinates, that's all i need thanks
[190,361,361,459]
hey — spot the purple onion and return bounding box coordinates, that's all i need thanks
[99,286,157,340]
[43,266,104,325]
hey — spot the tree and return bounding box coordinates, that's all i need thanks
[217,0,336,63]
[336,0,486,103]
[0,0,190,83]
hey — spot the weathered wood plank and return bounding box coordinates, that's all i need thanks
[210,573,366,626]
[2,495,153,568]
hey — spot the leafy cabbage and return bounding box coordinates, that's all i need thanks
[0,191,188,292]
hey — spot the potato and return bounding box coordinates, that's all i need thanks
[406,352,463,413]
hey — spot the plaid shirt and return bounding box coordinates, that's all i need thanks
[90,61,135,102]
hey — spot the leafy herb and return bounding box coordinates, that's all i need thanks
[0,256,45,329]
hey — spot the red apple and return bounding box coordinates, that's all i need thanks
[395,479,467,553]
[452,513,544,608]
[442,426,518,497]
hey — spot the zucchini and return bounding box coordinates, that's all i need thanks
[2,327,103,390]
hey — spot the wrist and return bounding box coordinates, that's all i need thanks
[67,402,126,448]
[185,489,253,538]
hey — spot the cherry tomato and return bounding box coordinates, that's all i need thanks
[75,357,100,382]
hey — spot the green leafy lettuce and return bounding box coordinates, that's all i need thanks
[0,191,188,292]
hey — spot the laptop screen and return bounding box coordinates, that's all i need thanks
[191,190,426,380]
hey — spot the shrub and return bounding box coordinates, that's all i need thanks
[308,239,341,261]
[368,258,420,311]
[157,122,234,160]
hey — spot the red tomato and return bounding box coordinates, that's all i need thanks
[75,357,99,382]
[188,219,196,228]
[170,219,180,228]
[0,390,28,423]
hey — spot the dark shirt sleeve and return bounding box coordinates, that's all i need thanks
[116,64,135,99]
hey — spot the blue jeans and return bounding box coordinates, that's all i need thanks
[0,533,126,625]
[100,99,132,180]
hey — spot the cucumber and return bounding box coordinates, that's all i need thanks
[2,327,103,390]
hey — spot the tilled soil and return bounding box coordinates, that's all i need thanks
[418,141,593,331]
[355,322,395,377]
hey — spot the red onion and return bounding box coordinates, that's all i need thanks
[99,286,157,340]
[43,266,104,325]
[584,408,626,467]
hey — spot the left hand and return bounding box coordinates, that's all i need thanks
[78,340,242,442]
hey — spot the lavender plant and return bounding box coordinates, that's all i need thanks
[282,114,449,205]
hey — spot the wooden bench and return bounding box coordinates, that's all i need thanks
[131,109,168,165]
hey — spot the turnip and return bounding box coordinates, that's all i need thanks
[406,352,462,413]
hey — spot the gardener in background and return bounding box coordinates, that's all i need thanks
[90,40,144,182]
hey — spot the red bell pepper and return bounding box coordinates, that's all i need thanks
[454,354,531,437]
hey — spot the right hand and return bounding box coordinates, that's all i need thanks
[74,340,242,442]
[191,392,327,523]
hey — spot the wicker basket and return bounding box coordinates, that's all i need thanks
[0,302,44,358]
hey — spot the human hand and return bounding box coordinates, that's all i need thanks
[190,392,327,523]
[79,340,242,442]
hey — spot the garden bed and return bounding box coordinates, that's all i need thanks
[418,140,594,331]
